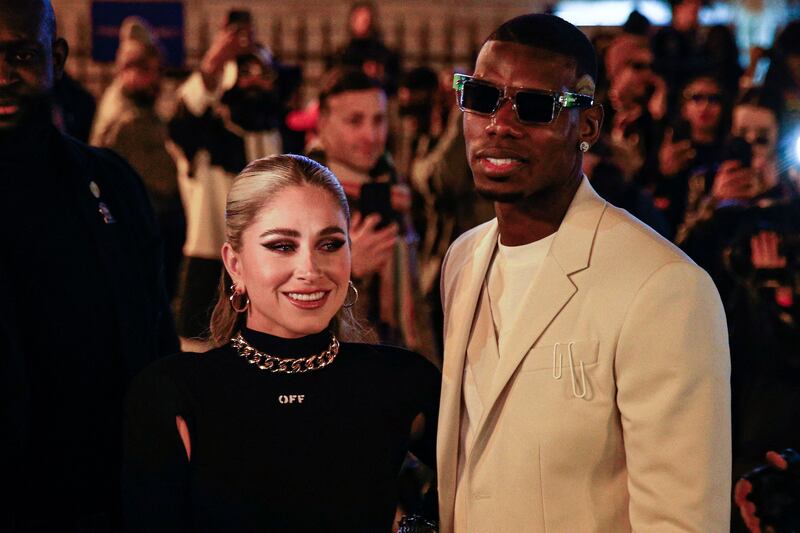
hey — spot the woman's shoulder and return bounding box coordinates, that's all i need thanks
[341,342,440,376]
[128,346,231,396]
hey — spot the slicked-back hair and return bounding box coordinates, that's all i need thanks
[486,14,597,83]
[318,67,383,112]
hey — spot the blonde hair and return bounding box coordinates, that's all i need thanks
[208,154,361,346]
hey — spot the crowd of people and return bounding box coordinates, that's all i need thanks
[3,0,800,530]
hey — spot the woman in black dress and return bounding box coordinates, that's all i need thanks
[122,154,440,532]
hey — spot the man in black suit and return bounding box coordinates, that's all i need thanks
[0,1,178,531]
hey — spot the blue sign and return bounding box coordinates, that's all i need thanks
[92,2,184,67]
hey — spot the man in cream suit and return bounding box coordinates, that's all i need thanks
[438,14,731,532]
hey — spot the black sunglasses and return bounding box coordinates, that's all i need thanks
[453,73,594,125]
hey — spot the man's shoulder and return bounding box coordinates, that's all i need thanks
[449,218,496,252]
[596,203,705,279]
[61,134,140,180]
[443,218,496,270]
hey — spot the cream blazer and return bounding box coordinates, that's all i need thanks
[437,178,731,532]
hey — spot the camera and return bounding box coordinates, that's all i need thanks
[744,448,800,532]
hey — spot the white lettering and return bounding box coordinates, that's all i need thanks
[278,394,305,404]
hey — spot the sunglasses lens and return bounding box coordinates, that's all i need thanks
[460,81,501,115]
[515,91,556,123]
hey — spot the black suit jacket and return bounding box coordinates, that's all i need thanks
[0,131,179,528]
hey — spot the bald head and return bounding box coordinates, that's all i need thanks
[0,0,56,41]
[0,0,67,134]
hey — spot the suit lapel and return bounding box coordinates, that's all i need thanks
[437,221,498,517]
[469,178,608,457]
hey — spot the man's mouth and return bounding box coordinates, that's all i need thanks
[477,152,529,176]
[0,103,19,117]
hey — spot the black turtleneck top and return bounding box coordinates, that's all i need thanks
[122,328,440,533]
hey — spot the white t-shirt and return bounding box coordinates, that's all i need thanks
[487,233,556,355]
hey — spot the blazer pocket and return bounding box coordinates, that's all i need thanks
[519,340,599,373]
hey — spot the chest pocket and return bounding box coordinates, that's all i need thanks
[520,340,599,399]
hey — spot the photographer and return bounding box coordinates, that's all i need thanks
[599,33,667,182]
[678,90,800,532]
[652,74,731,232]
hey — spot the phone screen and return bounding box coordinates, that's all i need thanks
[359,182,397,228]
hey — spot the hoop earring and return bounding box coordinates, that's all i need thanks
[342,280,359,309]
[229,284,250,313]
[579,141,590,152]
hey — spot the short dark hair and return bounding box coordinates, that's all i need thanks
[486,14,597,83]
[318,67,384,111]
[736,88,779,119]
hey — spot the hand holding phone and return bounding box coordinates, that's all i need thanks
[658,123,695,177]
[359,182,399,229]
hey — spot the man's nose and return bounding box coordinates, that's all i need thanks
[486,97,524,137]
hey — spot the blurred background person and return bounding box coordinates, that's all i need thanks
[169,12,290,345]
[652,73,732,233]
[309,67,435,361]
[599,32,667,183]
[90,16,184,301]
[704,24,744,94]
[330,1,400,96]
[652,0,713,112]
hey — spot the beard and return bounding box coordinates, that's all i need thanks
[474,183,525,203]
[221,87,281,132]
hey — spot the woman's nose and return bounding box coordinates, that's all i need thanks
[296,251,322,280]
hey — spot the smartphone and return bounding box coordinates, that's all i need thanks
[721,136,752,168]
[359,182,397,229]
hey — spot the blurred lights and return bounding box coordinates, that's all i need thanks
[795,133,800,164]
[554,0,733,27]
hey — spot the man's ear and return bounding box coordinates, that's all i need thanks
[221,242,243,290]
[52,38,68,81]
[579,103,604,147]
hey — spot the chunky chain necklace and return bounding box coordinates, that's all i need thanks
[230,332,340,374]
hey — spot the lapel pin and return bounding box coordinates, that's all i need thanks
[98,202,116,224]
[89,181,101,199]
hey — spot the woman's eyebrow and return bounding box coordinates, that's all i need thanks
[319,226,346,237]
[258,227,346,238]
[259,228,301,238]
